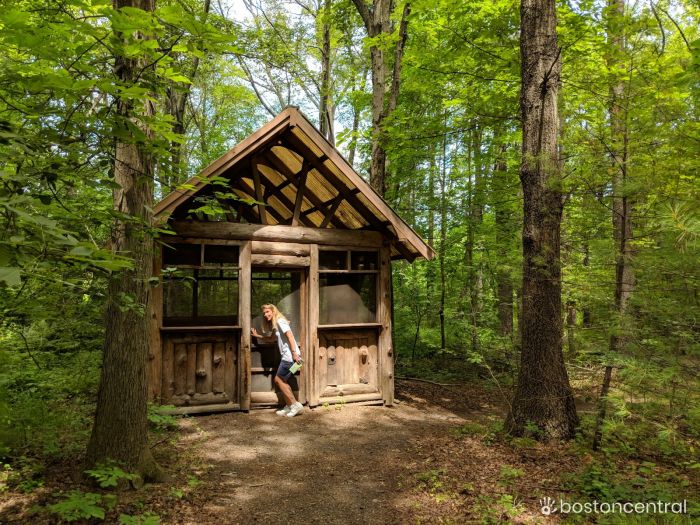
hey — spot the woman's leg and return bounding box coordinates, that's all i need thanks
[274,375,296,406]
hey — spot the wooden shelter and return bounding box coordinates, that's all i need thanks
[148,107,434,413]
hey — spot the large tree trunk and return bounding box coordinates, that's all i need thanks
[593,0,633,451]
[86,0,163,481]
[164,0,211,191]
[505,0,578,440]
[351,0,410,196]
[319,0,335,145]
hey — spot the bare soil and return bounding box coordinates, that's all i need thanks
[138,380,567,524]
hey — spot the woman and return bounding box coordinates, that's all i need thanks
[251,304,304,417]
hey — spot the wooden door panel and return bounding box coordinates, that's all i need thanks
[318,330,379,397]
[162,332,237,406]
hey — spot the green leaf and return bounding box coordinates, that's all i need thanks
[0,267,21,286]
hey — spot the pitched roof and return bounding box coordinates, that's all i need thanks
[154,107,434,261]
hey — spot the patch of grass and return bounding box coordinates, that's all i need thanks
[119,511,161,524]
[451,421,487,438]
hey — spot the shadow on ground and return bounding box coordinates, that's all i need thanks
[161,391,472,525]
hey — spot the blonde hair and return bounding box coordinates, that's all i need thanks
[261,303,288,333]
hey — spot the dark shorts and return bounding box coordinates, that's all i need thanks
[276,360,294,381]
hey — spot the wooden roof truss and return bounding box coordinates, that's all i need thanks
[155,107,434,261]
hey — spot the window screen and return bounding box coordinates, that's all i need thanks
[319,274,376,324]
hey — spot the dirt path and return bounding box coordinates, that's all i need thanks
[162,393,469,524]
[1,381,569,524]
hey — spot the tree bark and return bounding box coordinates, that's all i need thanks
[566,300,576,357]
[593,0,633,451]
[582,242,591,327]
[505,0,578,440]
[467,125,484,352]
[439,129,447,353]
[86,0,164,481]
[351,0,410,196]
[425,150,436,300]
[494,144,514,340]
[319,0,335,145]
[164,0,211,190]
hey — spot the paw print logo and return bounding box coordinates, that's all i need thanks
[539,497,557,516]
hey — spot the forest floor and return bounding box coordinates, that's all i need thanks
[2,378,697,524]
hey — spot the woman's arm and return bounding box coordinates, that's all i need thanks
[251,328,276,344]
[285,329,301,363]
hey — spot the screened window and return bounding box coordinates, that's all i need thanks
[162,244,239,326]
[318,250,377,325]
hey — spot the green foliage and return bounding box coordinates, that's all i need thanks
[119,512,161,525]
[85,462,138,488]
[0,348,100,459]
[0,1,697,522]
[451,421,487,438]
[147,404,180,432]
[168,487,185,499]
[47,491,106,522]
[497,465,524,489]
[415,468,445,494]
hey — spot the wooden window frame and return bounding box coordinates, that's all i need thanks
[317,248,379,327]
[162,241,242,328]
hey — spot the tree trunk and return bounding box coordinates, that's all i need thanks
[505,0,578,440]
[467,125,484,352]
[351,0,410,196]
[347,62,367,167]
[439,130,447,352]
[494,145,514,340]
[593,0,633,451]
[164,0,211,190]
[566,300,576,357]
[319,0,334,145]
[86,0,164,481]
[425,151,436,300]
[582,242,591,327]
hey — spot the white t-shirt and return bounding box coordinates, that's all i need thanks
[276,318,301,363]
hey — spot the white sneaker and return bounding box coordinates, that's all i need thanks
[276,405,291,416]
[286,402,303,417]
